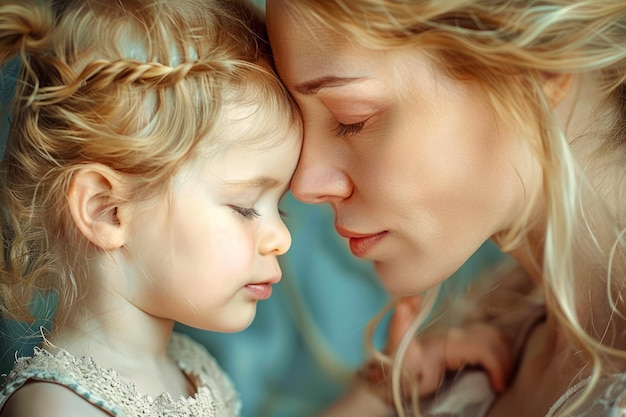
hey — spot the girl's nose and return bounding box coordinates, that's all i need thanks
[260,216,292,256]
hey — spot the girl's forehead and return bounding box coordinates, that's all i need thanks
[205,99,300,152]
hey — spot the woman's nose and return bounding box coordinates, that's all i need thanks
[290,131,352,205]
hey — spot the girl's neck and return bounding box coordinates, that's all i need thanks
[53,253,175,360]
[52,303,175,359]
[51,304,192,398]
[49,267,188,398]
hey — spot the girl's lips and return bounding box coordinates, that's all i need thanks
[246,273,281,300]
[245,283,273,300]
[348,232,388,257]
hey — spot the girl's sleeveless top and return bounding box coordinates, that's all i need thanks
[0,332,241,416]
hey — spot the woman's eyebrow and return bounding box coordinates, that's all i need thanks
[294,76,365,95]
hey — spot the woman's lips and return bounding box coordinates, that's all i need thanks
[348,232,388,257]
[335,225,389,257]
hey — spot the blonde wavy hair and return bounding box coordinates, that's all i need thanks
[0,0,300,329]
[278,0,626,415]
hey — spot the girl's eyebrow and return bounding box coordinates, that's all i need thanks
[294,76,365,95]
[224,176,279,189]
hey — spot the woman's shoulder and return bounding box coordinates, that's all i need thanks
[1,381,109,417]
[547,372,626,417]
[604,373,626,415]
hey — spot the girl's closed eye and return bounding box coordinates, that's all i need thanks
[230,205,260,219]
[335,121,365,137]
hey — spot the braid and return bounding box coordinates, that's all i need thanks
[31,59,253,107]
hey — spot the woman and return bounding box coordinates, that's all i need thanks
[266,0,626,416]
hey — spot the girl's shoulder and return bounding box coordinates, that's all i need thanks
[1,380,109,417]
[0,345,129,416]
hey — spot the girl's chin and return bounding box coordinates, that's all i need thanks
[187,310,257,334]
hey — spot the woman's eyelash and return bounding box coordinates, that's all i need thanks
[335,121,365,137]
[231,206,260,219]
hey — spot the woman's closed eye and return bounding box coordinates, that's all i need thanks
[230,205,261,220]
[335,121,365,137]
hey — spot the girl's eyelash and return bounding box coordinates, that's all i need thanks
[335,121,365,137]
[231,206,260,219]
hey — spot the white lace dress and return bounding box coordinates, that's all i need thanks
[0,332,241,416]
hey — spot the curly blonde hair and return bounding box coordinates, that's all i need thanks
[277,0,626,415]
[0,0,300,328]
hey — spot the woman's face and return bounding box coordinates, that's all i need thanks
[267,0,541,295]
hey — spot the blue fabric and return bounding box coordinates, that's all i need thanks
[0,59,507,417]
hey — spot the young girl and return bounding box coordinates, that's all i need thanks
[266,0,626,416]
[0,0,301,415]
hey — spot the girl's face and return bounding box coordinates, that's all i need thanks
[124,107,301,332]
[267,0,541,295]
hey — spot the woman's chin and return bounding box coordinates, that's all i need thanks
[374,261,449,296]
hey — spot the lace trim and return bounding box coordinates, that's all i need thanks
[0,333,240,416]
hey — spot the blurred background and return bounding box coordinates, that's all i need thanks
[0,2,507,416]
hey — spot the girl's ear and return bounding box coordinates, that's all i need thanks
[67,165,128,250]
[543,73,574,109]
